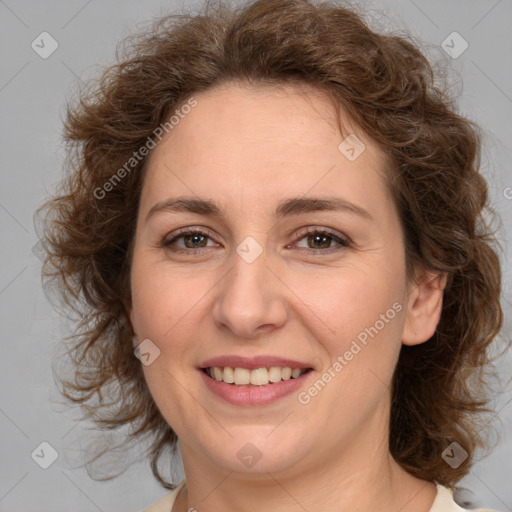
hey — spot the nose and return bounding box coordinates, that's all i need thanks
[212,247,288,339]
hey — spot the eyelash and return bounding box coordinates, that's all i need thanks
[161,226,351,255]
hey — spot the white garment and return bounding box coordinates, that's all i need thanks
[142,480,497,512]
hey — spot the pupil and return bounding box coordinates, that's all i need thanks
[185,233,206,248]
[310,234,330,249]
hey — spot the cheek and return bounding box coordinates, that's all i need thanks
[296,266,405,342]
[294,265,407,406]
[130,256,203,341]
[300,280,404,417]
[130,260,204,428]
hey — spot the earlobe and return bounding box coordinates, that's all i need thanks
[402,270,447,346]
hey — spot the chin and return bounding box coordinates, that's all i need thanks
[199,428,310,475]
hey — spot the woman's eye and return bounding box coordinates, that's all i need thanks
[294,229,350,252]
[161,227,350,254]
[162,229,217,250]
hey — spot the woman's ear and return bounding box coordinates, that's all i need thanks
[122,298,135,335]
[124,304,140,348]
[402,268,447,346]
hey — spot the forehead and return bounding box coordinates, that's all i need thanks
[142,82,391,214]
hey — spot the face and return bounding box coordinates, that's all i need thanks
[129,83,422,477]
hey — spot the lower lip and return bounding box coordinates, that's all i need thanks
[199,369,312,406]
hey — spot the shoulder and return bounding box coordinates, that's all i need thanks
[142,480,186,512]
[431,484,498,512]
[142,481,499,512]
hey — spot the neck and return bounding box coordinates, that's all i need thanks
[175,434,436,512]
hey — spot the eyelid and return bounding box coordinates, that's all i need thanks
[292,226,351,244]
[289,226,352,252]
[161,226,218,248]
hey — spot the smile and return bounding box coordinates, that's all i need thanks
[203,366,311,386]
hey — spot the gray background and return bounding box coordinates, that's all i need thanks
[1,0,511,511]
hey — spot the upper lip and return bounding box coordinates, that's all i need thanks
[199,355,314,370]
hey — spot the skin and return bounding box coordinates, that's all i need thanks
[129,82,446,512]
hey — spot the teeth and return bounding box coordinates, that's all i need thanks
[291,368,302,378]
[268,366,282,383]
[223,366,235,383]
[206,366,308,386]
[281,367,292,380]
[250,367,269,385]
[233,367,251,385]
[212,367,223,381]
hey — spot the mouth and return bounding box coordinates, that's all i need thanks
[201,366,313,386]
[198,355,315,405]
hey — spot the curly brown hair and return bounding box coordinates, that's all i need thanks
[39,0,503,491]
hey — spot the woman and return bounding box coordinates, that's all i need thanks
[40,0,504,511]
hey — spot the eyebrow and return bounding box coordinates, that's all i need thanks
[145,196,373,222]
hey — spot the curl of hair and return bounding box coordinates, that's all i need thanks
[39,0,503,490]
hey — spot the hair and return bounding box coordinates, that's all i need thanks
[39,0,504,492]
